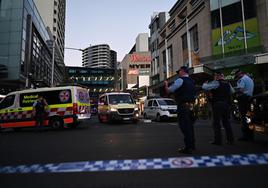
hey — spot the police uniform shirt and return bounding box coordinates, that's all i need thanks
[237,74,254,97]
[202,80,234,94]
[168,75,188,92]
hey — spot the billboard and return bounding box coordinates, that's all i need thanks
[212,18,260,55]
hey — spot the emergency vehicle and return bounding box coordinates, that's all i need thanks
[0,86,91,130]
[0,94,5,101]
[98,92,139,123]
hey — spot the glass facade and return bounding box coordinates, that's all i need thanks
[0,0,24,80]
[66,67,116,94]
[0,0,53,93]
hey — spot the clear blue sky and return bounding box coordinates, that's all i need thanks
[64,0,178,66]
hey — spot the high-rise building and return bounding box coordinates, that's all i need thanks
[34,0,66,64]
[82,44,117,69]
[0,0,55,93]
[34,0,66,85]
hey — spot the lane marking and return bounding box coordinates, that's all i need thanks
[0,153,268,174]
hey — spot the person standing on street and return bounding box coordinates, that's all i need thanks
[234,69,254,141]
[33,95,48,131]
[164,66,196,154]
[202,71,234,145]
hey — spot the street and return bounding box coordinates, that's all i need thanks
[0,116,268,188]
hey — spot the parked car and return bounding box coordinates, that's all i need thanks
[247,92,268,134]
[143,98,177,121]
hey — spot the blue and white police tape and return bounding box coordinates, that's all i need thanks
[1,153,268,174]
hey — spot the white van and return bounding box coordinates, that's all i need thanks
[0,94,5,101]
[0,86,91,130]
[98,92,139,123]
[143,98,177,121]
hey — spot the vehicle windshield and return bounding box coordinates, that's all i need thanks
[158,99,176,105]
[109,95,134,104]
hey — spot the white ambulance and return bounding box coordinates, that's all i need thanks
[0,86,91,130]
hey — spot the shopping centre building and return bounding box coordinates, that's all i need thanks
[148,0,268,96]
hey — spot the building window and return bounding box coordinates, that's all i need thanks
[190,25,199,51]
[167,46,173,76]
[162,50,167,79]
[190,0,202,8]
[182,33,187,51]
[181,25,199,65]
[211,0,256,29]
[168,20,175,31]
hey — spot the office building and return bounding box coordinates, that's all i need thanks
[34,0,66,84]
[121,33,151,91]
[0,0,55,94]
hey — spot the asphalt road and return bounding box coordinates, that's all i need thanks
[0,116,268,188]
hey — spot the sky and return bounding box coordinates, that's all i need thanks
[64,0,178,67]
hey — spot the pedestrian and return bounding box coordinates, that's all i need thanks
[33,95,48,131]
[234,69,254,141]
[202,71,234,145]
[164,66,196,154]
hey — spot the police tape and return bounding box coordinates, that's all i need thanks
[0,153,268,174]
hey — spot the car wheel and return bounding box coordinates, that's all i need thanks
[132,119,138,124]
[143,113,148,119]
[156,114,161,122]
[98,115,104,123]
[50,117,64,129]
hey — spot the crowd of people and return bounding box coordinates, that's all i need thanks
[164,66,254,154]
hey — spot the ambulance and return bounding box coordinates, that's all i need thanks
[98,92,139,123]
[0,86,91,130]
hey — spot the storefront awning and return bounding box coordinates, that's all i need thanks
[254,53,268,65]
[189,65,214,84]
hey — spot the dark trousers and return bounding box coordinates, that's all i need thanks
[237,94,254,139]
[177,103,195,149]
[35,114,45,128]
[212,101,234,143]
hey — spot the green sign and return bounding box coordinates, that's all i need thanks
[212,18,260,55]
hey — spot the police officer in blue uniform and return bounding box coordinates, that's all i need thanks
[164,66,196,154]
[235,69,254,141]
[202,71,234,145]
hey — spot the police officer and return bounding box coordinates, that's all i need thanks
[164,66,196,154]
[234,69,254,141]
[33,95,48,130]
[202,71,234,145]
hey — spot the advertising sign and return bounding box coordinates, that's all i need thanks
[212,18,260,55]
[128,69,139,75]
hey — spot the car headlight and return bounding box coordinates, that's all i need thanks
[134,107,138,111]
[246,116,251,124]
[250,104,254,111]
[110,107,117,112]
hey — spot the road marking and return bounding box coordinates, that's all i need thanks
[0,153,267,174]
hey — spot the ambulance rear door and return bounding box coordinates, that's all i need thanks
[0,93,19,128]
[74,87,91,120]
